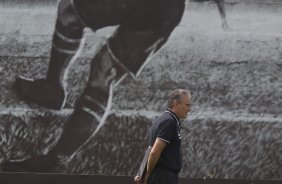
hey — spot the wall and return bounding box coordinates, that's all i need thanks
[0,0,282,180]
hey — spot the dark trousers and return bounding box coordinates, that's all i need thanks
[148,167,179,184]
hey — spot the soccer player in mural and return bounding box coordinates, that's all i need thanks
[134,89,191,184]
[3,0,186,172]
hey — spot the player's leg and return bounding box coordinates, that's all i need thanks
[214,0,229,29]
[40,0,187,171]
[55,0,186,164]
[13,0,86,109]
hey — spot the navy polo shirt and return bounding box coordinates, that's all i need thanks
[149,110,182,174]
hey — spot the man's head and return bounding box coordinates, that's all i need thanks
[167,89,191,119]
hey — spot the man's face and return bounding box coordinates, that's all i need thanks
[175,95,191,119]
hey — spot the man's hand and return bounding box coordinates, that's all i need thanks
[134,176,143,184]
[134,175,149,184]
[134,139,166,184]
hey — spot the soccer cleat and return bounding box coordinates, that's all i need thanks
[12,77,66,110]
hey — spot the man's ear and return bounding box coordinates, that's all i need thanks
[172,100,178,108]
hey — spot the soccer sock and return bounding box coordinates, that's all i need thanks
[46,20,84,87]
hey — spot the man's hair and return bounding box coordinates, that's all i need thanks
[167,89,191,109]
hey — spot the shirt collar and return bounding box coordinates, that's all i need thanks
[165,109,181,128]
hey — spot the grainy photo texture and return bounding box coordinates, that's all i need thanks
[0,0,282,180]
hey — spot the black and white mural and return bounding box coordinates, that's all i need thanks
[0,0,282,180]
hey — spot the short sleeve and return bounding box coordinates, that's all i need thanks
[156,119,176,143]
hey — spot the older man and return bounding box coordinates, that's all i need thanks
[135,89,191,184]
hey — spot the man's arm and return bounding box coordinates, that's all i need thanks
[144,138,167,183]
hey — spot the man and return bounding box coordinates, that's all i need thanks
[3,0,186,172]
[135,89,192,184]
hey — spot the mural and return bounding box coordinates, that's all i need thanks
[0,0,282,180]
